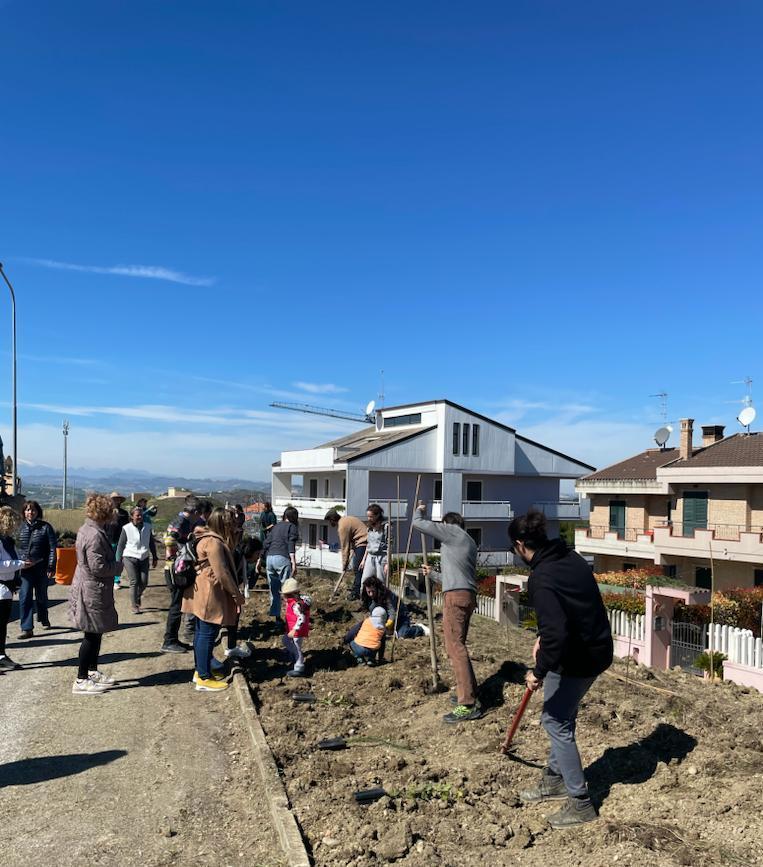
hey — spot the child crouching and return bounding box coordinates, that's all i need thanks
[344,605,387,666]
[282,578,310,677]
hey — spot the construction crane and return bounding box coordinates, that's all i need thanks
[270,401,375,424]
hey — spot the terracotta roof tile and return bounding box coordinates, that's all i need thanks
[664,432,763,468]
[581,448,680,481]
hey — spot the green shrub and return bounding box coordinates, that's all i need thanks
[694,650,726,677]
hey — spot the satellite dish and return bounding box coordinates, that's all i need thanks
[375,413,384,432]
[654,427,671,447]
[365,400,376,418]
[738,406,756,429]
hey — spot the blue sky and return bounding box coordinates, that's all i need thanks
[1,1,762,479]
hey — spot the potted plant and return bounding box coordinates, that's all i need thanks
[54,530,77,585]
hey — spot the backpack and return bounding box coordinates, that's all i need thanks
[173,534,199,588]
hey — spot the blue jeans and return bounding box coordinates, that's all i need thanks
[193,618,221,680]
[542,671,596,798]
[266,555,291,618]
[19,567,50,630]
[350,640,376,662]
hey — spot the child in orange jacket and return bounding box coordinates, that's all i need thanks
[344,605,386,666]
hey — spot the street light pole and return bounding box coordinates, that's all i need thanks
[62,419,70,509]
[0,263,17,496]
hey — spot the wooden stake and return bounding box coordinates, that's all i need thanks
[420,526,440,689]
[390,474,421,663]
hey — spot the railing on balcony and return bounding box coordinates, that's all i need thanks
[273,496,409,519]
[586,526,652,542]
[431,500,513,520]
[658,523,763,542]
[534,501,583,520]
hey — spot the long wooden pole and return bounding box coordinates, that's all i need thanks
[390,474,421,663]
[329,567,349,601]
[420,523,440,689]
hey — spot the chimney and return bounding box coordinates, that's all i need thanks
[679,418,694,460]
[701,424,725,447]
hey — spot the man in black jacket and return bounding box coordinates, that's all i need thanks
[508,510,613,828]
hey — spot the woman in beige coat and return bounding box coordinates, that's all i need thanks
[69,494,122,695]
[182,507,244,691]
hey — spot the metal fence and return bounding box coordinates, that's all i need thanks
[670,621,706,675]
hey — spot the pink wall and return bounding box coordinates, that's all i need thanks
[723,661,763,692]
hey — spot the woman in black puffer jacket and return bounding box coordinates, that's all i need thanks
[16,500,57,638]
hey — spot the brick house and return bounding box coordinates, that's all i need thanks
[575,419,763,590]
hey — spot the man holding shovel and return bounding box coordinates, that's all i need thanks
[414,502,482,724]
[508,510,613,828]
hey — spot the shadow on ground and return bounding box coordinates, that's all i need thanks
[587,722,698,806]
[0,750,128,787]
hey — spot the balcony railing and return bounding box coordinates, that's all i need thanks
[273,496,409,519]
[534,501,583,520]
[431,500,513,521]
[657,523,763,543]
[586,526,652,542]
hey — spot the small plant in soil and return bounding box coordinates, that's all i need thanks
[396,781,465,804]
[318,693,354,707]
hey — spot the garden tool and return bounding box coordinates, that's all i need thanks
[500,686,534,755]
[329,567,350,601]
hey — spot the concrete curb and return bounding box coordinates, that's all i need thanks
[234,673,312,867]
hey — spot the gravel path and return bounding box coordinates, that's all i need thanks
[0,572,285,867]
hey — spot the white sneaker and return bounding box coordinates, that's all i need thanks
[225,644,251,659]
[72,677,106,695]
[88,670,116,687]
[419,623,431,637]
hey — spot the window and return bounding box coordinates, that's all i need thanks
[695,566,712,590]
[609,500,626,540]
[754,569,763,587]
[320,524,329,544]
[472,424,480,456]
[664,565,677,579]
[308,524,317,548]
[309,478,318,499]
[342,478,347,499]
[463,423,470,455]
[453,422,461,455]
[466,481,482,502]
[683,492,708,537]
[666,500,673,526]
[324,479,330,497]
[385,413,422,428]
[433,479,443,500]
[623,562,637,572]
[467,528,482,547]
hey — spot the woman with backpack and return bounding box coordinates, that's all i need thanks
[259,507,299,625]
[182,507,245,692]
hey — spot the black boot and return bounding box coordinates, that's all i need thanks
[519,769,567,804]
[548,796,598,828]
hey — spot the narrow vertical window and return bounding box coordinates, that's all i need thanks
[324,479,329,497]
[463,423,470,455]
[472,424,480,456]
[453,422,461,455]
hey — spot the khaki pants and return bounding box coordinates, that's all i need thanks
[442,590,478,705]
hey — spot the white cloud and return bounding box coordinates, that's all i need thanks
[22,258,215,287]
[293,382,349,395]
[18,353,98,366]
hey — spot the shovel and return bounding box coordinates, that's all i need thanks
[500,686,534,755]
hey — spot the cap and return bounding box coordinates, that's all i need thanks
[282,578,300,595]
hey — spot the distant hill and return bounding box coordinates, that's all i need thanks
[20,465,270,495]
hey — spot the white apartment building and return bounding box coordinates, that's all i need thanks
[272,399,594,572]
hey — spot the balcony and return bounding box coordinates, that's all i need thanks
[273,497,409,520]
[653,523,763,564]
[534,501,583,520]
[575,526,657,561]
[430,501,514,521]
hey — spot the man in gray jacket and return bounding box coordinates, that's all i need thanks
[414,502,482,723]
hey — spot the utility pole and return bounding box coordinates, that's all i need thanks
[62,419,70,509]
[0,264,17,496]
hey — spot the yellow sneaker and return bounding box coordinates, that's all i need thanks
[195,676,230,692]
[192,670,227,685]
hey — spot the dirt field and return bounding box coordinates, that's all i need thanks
[241,572,763,867]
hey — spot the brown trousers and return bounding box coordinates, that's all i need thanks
[442,589,478,706]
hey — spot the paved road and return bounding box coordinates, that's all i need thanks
[0,572,284,867]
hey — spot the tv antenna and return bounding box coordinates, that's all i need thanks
[378,369,385,409]
[650,392,673,448]
[270,401,376,424]
[650,391,669,424]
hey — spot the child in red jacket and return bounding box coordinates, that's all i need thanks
[282,577,311,678]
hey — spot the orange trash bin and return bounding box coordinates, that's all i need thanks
[54,547,77,585]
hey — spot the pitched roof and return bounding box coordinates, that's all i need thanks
[314,425,436,462]
[515,434,596,472]
[580,448,680,482]
[663,432,763,468]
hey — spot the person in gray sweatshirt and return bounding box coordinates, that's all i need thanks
[413,502,482,723]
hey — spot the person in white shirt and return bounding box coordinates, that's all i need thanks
[115,506,158,614]
[0,506,34,671]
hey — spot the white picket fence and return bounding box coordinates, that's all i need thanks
[707,624,763,669]
[432,591,497,620]
[607,609,646,642]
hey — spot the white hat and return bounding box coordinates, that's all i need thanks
[370,606,387,629]
[282,578,300,595]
